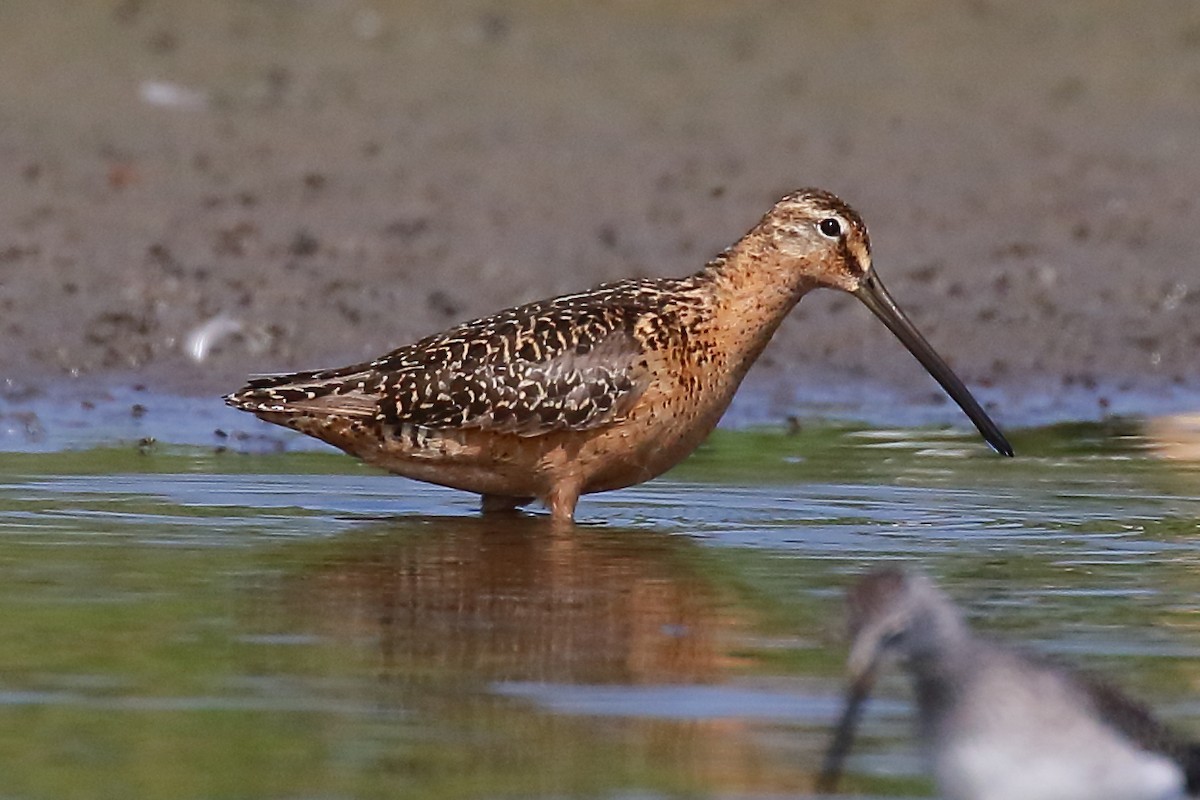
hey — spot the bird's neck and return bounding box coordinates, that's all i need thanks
[909,596,973,663]
[693,243,816,354]
[906,602,977,728]
[699,239,815,309]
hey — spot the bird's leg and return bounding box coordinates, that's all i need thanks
[543,480,581,523]
[480,494,534,514]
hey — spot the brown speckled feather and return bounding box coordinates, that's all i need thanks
[228,278,698,437]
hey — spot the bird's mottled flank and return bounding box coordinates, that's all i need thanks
[228,188,1011,520]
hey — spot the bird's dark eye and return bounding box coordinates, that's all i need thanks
[819,218,842,238]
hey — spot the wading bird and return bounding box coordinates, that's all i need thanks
[227,189,1012,520]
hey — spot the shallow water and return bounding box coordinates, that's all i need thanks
[1,421,1198,798]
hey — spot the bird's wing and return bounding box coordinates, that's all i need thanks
[228,285,660,438]
[372,298,652,436]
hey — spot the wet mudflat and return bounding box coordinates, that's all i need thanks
[0,423,1197,798]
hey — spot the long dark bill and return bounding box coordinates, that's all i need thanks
[815,676,874,793]
[853,271,1014,457]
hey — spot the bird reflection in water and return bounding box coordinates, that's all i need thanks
[245,516,819,792]
[271,516,745,684]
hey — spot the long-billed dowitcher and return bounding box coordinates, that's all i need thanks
[226,189,1012,520]
[818,568,1199,800]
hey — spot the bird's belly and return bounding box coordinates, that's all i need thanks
[575,379,737,494]
[361,426,563,497]
[368,421,718,499]
[383,402,728,498]
[933,714,1185,800]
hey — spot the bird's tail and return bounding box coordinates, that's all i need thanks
[225,362,379,418]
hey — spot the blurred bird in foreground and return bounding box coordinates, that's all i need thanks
[818,567,1199,800]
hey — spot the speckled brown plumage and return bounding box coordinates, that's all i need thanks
[227,188,1012,521]
[231,276,710,440]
